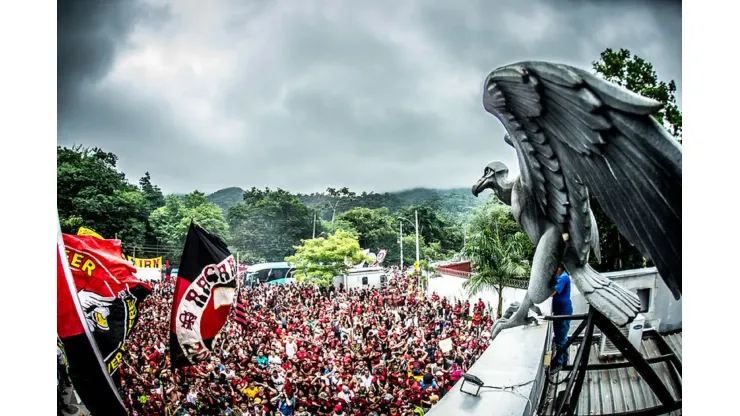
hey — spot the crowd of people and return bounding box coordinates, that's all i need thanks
[80,268,498,415]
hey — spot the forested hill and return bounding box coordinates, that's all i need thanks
[207,187,245,212]
[205,186,483,220]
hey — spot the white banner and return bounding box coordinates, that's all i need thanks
[134,267,162,281]
[438,337,453,353]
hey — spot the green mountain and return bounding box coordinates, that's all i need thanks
[207,187,245,212]
[202,186,483,221]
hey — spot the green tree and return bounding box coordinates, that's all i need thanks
[181,200,230,240]
[148,196,186,247]
[227,187,314,261]
[150,191,229,248]
[339,208,390,244]
[319,218,357,238]
[590,47,682,272]
[183,190,209,209]
[423,242,443,261]
[418,259,440,289]
[325,187,357,222]
[338,208,399,263]
[139,172,166,247]
[139,172,165,214]
[397,204,463,254]
[57,146,149,246]
[207,187,245,213]
[286,230,371,287]
[235,251,268,265]
[593,47,682,142]
[465,195,535,259]
[461,226,530,318]
[400,234,427,269]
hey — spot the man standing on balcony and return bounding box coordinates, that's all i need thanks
[552,265,573,369]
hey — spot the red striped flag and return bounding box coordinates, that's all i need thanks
[234,303,249,328]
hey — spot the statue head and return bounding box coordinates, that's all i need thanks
[472,161,509,197]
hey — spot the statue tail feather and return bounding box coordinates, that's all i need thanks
[565,261,641,327]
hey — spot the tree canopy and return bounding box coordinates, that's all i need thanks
[286,230,370,287]
[57,145,474,270]
[462,226,531,317]
[57,146,149,247]
[149,192,229,249]
[325,187,357,222]
[589,47,682,272]
[227,187,315,262]
[465,195,534,259]
[593,47,682,142]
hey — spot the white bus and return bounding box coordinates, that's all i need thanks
[244,262,296,286]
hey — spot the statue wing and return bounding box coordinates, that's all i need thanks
[482,61,681,299]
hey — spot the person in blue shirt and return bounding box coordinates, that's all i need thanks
[272,391,293,415]
[256,351,269,367]
[552,265,573,368]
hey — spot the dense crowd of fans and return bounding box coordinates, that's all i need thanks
[78,268,497,415]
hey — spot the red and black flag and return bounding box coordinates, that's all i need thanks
[234,302,249,329]
[169,221,237,368]
[57,222,152,416]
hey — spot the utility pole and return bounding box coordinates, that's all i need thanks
[312,212,317,239]
[415,210,420,289]
[399,221,403,271]
[414,210,420,267]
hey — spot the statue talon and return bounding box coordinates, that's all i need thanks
[489,293,542,339]
[491,313,533,339]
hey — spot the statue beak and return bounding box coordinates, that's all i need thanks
[472,176,487,197]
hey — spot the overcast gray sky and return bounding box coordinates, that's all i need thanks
[57,0,681,195]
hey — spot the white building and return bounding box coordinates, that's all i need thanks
[333,266,388,290]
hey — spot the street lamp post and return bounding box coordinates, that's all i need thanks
[399,221,403,271]
[415,210,420,269]
[312,212,317,239]
[398,211,421,288]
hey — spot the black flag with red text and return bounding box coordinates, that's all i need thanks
[169,222,237,368]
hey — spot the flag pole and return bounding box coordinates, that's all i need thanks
[236,251,241,299]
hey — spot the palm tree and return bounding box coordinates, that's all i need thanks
[461,225,531,318]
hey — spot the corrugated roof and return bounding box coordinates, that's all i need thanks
[663,332,682,362]
[545,330,682,415]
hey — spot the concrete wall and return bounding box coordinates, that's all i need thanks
[428,273,527,314]
[427,304,553,416]
[433,267,681,331]
[652,276,682,332]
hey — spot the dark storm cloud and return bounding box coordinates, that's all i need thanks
[57,0,169,115]
[57,0,681,195]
